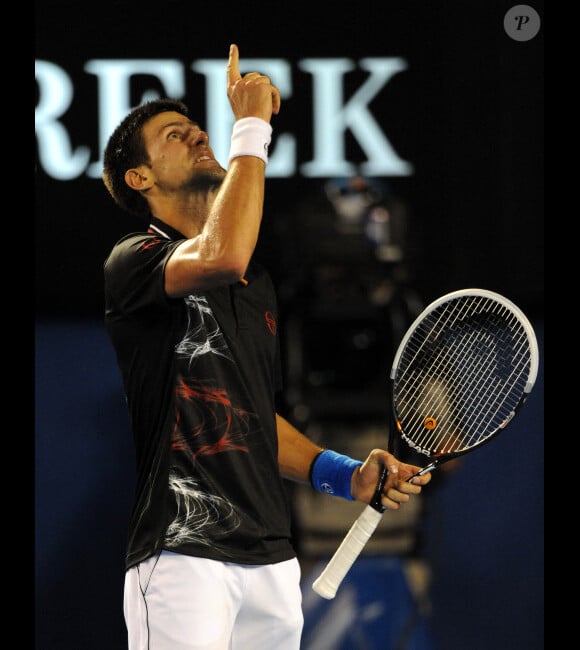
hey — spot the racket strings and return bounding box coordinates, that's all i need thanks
[399,328,528,452]
[393,296,533,456]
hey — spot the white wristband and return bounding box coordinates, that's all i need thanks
[228,117,272,166]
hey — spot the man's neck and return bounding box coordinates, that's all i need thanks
[149,191,215,239]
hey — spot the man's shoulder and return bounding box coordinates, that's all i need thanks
[107,230,172,258]
[110,229,158,249]
[104,230,176,279]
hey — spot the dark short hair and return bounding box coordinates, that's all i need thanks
[103,98,189,218]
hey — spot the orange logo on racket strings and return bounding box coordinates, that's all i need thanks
[424,417,437,430]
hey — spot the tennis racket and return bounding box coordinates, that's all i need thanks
[312,288,539,599]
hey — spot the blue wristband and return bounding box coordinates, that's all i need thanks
[310,450,363,501]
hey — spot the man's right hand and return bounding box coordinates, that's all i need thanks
[226,43,281,122]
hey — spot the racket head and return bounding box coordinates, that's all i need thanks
[389,288,539,462]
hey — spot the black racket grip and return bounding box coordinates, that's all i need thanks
[369,465,388,513]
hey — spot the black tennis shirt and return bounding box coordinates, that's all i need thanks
[104,217,295,570]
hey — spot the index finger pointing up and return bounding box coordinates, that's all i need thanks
[227,44,241,83]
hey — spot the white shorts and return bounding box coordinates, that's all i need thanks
[124,550,304,650]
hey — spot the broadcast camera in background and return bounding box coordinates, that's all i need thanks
[280,172,423,428]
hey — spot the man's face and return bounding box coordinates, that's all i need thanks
[141,111,226,192]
